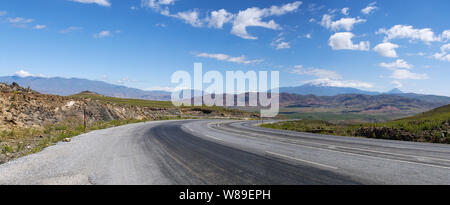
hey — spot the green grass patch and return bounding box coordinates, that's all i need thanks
[261,105,450,144]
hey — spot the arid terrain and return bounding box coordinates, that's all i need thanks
[0,83,257,163]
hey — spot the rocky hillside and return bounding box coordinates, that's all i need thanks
[0,83,255,131]
[0,83,257,163]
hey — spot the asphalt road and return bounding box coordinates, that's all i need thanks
[1,119,450,185]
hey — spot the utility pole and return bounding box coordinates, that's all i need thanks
[83,108,87,132]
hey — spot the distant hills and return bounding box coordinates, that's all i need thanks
[2,75,450,108]
[279,83,379,96]
[0,76,170,101]
[279,93,444,114]
[278,83,450,104]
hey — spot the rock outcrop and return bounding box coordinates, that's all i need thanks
[0,83,255,130]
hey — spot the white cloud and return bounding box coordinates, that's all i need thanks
[93,30,111,38]
[173,10,203,27]
[196,52,263,64]
[142,1,302,40]
[275,42,291,50]
[144,86,180,92]
[390,69,429,80]
[374,42,399,58]
[379,59,428,80]
[292,65,373,89]
[271,37,291,50]
[116,77,138,84]
[361,2,378,15]
[231,8,280,40]
[33,25,46,30]
[328,32,370,51]
[7,17,34,24]
[306,78,374,89]
[72,0,111,7]
[207,9,234,29]
[141,0,175,9]
[60,26,82,34]
[320,14,366,31]
[156,7,203,28]
[433,43,450,62]
[380,59,413,69]
[442,30,450,41]
[291,66,341,79]
[377,25,440,43]
[230,1,302,39]
[391,80,403,88]
[306,33,312,39]
[341,8,349,15]
[268,1,303,16]
[0,11,7,16]
[13,70,45,78]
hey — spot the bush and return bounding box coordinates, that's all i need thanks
[2,145,13,154]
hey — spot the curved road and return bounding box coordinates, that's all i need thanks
[1,120,450,185]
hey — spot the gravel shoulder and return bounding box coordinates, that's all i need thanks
[0,121,171,185]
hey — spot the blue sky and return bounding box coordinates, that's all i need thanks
[1,0,449,96]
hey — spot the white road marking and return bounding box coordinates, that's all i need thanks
[209,121,450,170]
[204,134,224,142]
[265,151,338,170]
[215,122,450,163]
[277,141,450,170]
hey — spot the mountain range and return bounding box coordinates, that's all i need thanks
[1,75,450,106]
[278,83,450,104]
[0,76,171,101]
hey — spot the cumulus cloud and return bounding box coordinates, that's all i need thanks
[173,10,203,27]
[141,0,175,9]
[391,80,403,88]
[328,32,370,51]
[93,30,111,38]
[195,52,263,64]
[72,0,111,7]
[341,8,349,15]
[291,65,373,89]
[207,9,234,29]
[377,25,440,43]
[143,1,302,40]
[271,37,291,50]
[0,11,7,16]
[306,78,374,89]
[231,1,303,40]
[390,69,429,80]
[361,2,378,15]
[374,42,399,58]
[379,59,428,80]
[433,43,450,62]
[442,30,450,41]
[320,14,366,31]
[379,59,413,69]
[13,70,45,78]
